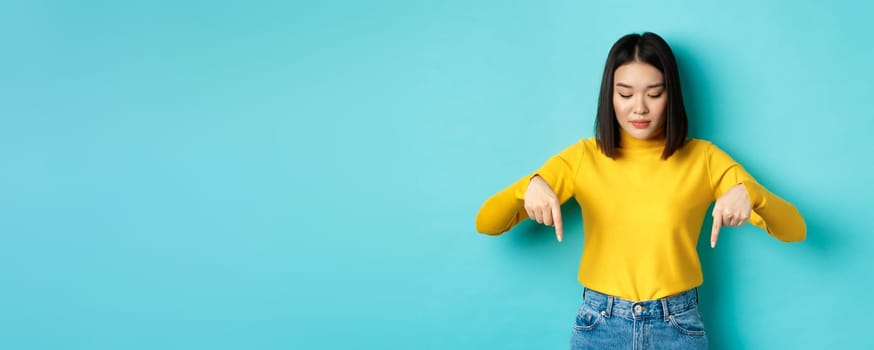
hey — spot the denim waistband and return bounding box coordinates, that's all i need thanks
[582,287,700,320]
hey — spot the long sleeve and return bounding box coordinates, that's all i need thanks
[474,175,532,235]
[475,141,583,235]
[707,143,806,242]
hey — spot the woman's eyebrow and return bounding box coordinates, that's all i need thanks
[615,82,666,89]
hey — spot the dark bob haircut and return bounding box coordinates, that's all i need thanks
[595,32,688,160]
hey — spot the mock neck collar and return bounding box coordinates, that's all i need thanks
[619,128,666,151]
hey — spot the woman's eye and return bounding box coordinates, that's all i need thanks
[618,94,631,98]
[648,93,663,98]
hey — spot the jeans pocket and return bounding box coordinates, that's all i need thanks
[667,307,706,336]
[573,304,604,332]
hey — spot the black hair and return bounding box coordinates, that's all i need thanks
[594,32,688,160]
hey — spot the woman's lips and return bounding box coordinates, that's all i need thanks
[631,120,651,129]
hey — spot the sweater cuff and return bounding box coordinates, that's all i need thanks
[741,180,767,210]
[513,174,539,201]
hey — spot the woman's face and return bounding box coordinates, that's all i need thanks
[612,61,667,140]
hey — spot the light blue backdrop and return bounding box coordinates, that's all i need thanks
[1,0,870,349]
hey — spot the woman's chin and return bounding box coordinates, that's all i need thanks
[624,129,657,140]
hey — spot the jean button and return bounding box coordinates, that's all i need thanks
[633,305,645,313]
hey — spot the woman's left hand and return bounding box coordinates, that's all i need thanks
[710,183,752,248]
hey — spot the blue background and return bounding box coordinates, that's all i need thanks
[1,0,871,349]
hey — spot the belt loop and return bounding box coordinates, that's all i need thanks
[695,288,700,304]
[660,298,670,321]
[605,295,614,317]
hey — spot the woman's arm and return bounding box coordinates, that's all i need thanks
[707,143,807,242]
[475,141,583,236]
[474,175,534,235]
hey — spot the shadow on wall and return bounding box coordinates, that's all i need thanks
[696,198,839,350]
[672,39,841,349]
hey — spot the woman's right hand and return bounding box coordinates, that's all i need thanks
[523,175,563,242]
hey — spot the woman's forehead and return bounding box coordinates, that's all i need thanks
[614,62,664,87]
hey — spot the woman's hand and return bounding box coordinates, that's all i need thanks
[524,175,563,242]
[710,183,752,248]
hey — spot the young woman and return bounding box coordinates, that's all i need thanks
[474,32,806,349]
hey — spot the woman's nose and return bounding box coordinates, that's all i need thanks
[633,97,649,114]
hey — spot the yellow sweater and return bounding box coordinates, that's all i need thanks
[475,130,806,301]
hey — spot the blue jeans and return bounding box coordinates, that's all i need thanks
[570,287,708,350]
